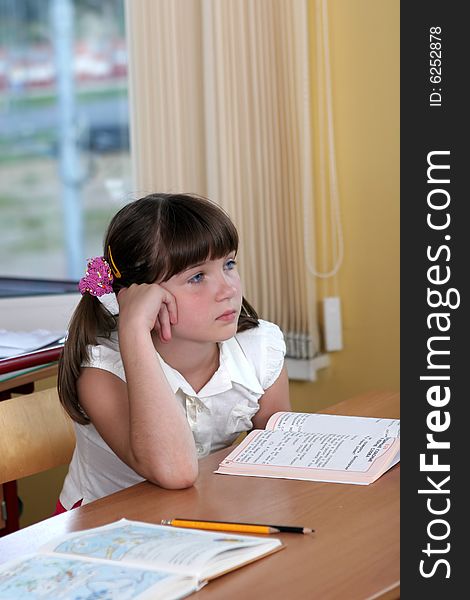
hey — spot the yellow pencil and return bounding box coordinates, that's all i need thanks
[160,518,313,534]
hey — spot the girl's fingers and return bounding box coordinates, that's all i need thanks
[116,283,177,335]
[157,302,172,342]
[161,289,178,325]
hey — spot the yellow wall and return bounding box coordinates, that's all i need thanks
[291,0,399,412]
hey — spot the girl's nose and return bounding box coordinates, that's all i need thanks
[215,274,237,301]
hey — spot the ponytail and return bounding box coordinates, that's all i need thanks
[58,294,117,424]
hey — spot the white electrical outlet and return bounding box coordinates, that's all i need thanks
[323,296,343,351]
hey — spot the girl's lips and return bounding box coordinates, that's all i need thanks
[216,310,237,322]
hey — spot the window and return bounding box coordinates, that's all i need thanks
[0,0,131,280]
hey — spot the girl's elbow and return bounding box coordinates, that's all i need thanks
[147,462,199,490]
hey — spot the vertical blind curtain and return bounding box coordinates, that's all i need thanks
[125,0,319,360]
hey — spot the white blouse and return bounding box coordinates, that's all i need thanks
[59,319,286,508]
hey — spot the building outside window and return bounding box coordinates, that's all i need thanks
[0,0,131,281]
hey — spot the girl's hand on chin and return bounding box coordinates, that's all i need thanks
[117,283,178,341]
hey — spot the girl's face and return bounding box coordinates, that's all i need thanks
[161,253,242,343]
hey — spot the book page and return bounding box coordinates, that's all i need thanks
[0,553,198,600]
[0,329,65,358]
[224,429,396,473]
[266,412,400,439]
[40,519,280,580]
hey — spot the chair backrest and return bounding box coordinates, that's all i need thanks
[0,388,76,484]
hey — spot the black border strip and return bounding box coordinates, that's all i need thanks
[401,2,466,595]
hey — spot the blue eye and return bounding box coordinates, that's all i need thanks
[188,272,204,284]
[225,259,237,270]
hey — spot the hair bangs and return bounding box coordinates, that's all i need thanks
[159,200,239,280]
[103,193,239,286]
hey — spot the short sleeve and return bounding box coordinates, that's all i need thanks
[236,319,286,390]
[82,342,126,382]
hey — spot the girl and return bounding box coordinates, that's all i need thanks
[57,193,290,510]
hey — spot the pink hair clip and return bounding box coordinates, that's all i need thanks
[79,256,114,297]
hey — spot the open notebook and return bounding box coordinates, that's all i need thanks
[0,519,283,600]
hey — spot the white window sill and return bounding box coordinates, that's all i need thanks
[285,354,331,382]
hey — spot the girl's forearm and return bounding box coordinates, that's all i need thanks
[119,328,198,488]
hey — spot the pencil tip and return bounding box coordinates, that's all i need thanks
[303,528,314,534]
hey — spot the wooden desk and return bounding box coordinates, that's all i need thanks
[0,364,58,397]
[0,391,399,599]
[0,345,63,398]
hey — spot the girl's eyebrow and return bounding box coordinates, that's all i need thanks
[179,253,237,276]
[183,261,206,273]
[175,261,206,278]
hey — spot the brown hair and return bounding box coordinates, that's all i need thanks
[58,193,258,423]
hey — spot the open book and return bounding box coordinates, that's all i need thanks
[215,412,400,485]
[0,329,65,359]
[0,519,283,600]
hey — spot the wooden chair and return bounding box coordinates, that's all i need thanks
[0,388,76,534]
